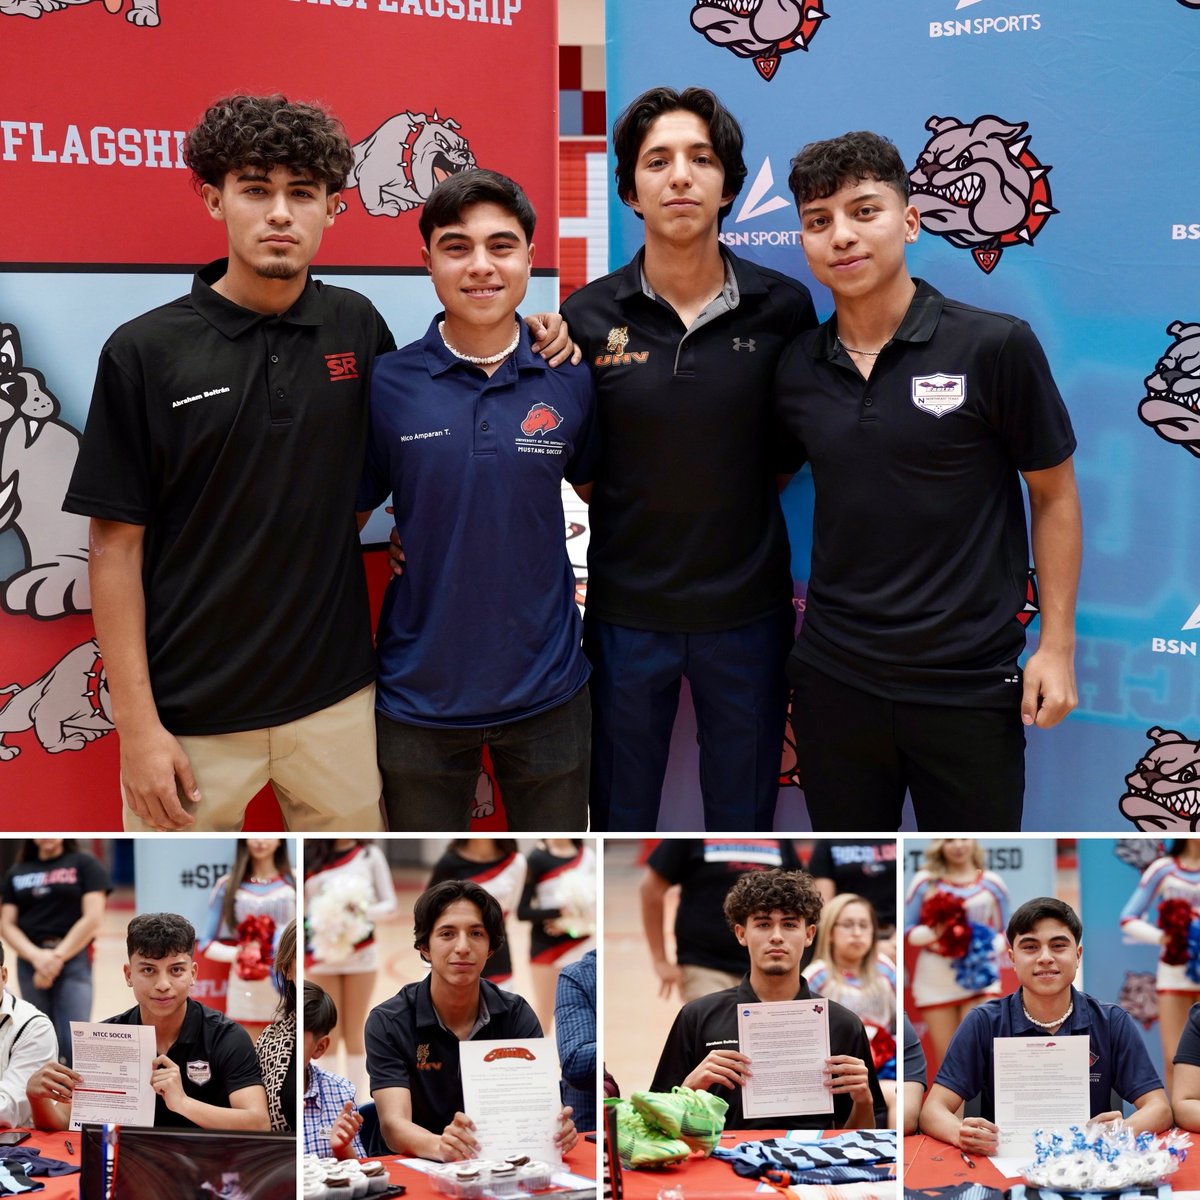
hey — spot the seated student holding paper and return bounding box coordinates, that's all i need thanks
[920,897,1171,1153]
[650,869,883,1130]
[25,913,269,1131]
[365,880,577,1161]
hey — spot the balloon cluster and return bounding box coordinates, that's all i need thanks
[1023,1121,1189,1191]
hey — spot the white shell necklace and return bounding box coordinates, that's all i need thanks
[439,320,520,365]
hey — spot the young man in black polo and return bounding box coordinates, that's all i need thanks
[651,869,883,1130]
[25,912,268,1131]
[777,131,1082,830]
[920,897,1170,1152]
[559,86,817,833]
[365,880,577,1161]
[64,95,570,834]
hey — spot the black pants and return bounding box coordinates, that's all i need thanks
[790,662,1025,831]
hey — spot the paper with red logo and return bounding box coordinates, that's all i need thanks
[993,1035,1089,1160]
[459,1037,562,1163]
[67,1021,156,1130]
[737,999,832,1119]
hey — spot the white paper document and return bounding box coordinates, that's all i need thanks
[993,1034,1090,1159]
[459,1037,563,1163]
[67,1021,157,1130]
[737,999,832,1120]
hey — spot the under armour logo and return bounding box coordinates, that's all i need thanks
[732,338,756,352]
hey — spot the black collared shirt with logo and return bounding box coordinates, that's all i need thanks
[560,249,816,633]
[105,998,264,1128]
[775,280,1076,706]
[364,975,542,1139]
[64,260,396,734]
[650,974,884,1129]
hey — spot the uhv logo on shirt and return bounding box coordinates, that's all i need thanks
[911,373,967,417]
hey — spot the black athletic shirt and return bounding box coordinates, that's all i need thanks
[64,261,395,734]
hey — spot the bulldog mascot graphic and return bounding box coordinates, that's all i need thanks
[0,0,158,25]
[690,0,829,81]
[1140,321,1200,458]
[341,111,477,218]
[1121,727,1200,831]
[908,114,1057,273]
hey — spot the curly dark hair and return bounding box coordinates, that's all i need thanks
[419,168,536,247]
[787,130,910,207]
[126,912,195,960]
[413,879,505,961]
[185,94,355,192]
[723,869,823,931]
[612,86,746,223]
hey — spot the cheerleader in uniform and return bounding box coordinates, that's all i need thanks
[806,892,898,1124]
[905,838,1010,1068]
[518,839,596,1033]
[1120,840,1200,1090]
[200,838,296,1042]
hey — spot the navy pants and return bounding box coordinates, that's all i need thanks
[584,608,793,832]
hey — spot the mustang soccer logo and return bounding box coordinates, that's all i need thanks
[690,0,830,81]
[908,114,1057,273]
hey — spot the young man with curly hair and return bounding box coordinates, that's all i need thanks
[778,131,1081,831]
[64,95,570,833]
[651,869,884,1129]
[25,913,269,1132]
[364,881,577,1161]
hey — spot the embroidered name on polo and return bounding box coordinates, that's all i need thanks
[325,351,359,381]
[172,385,230,409]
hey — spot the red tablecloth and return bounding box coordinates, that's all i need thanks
[374,1139,597,1198]
[0,1131,80,1200]
[618,1130,896,1200]
[905,1133,1200,1191]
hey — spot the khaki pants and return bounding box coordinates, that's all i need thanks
[680,964,743,1003]
[122,684,385,832]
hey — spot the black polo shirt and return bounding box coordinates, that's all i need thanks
[64,260,395,734]
[650,973,885,1129]
[775,280,1076,706]
[105,998,264,1128]
[560,249,816,633]
[364,976,543,1138]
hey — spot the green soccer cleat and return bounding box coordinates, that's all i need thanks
[630,1086,729,1155]
[604,1097,691,1169]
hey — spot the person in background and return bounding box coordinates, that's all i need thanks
[0,839,110,1067]
[555,947,597,1133]
[1119,840,1200,1091]
[0,941,57,1128]
[902,1012,925,1135]
[904,839,1009,1069]
[428,840,527,987]
[255,918,297,1132]
[808,840,897,959]
[303,981,366,1160]
[805,893,897,1121]
[200,838,296,1041]
[305,840,397,1098]
[518,840,596,1032]
[641,837,802,1002]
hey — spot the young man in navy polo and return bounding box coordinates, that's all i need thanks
[364,881,577,1161]
[26,913,268,1131]
[920,897,1170,1151]
[651,869,883,1130]
[357,170,595,831]
[777,131,1082,830]
[560,87,817,833]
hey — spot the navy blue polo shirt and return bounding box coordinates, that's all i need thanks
[775,280,1076,707]
[357,316,595,728]
[106,998,264,1128]
[560,248,816,633]
[1175,1004,1200,1065]
[65,260,395,734]
[934,987,1162,1120]
[364,976,543,1138]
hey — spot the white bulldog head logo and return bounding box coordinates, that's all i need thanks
[1140,321,1200,458]
[690,0,829,80]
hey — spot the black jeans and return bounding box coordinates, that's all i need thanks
[377,687,590,831]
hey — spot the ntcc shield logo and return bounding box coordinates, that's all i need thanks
[186,1059,212,1085]
[911,373,966,417]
